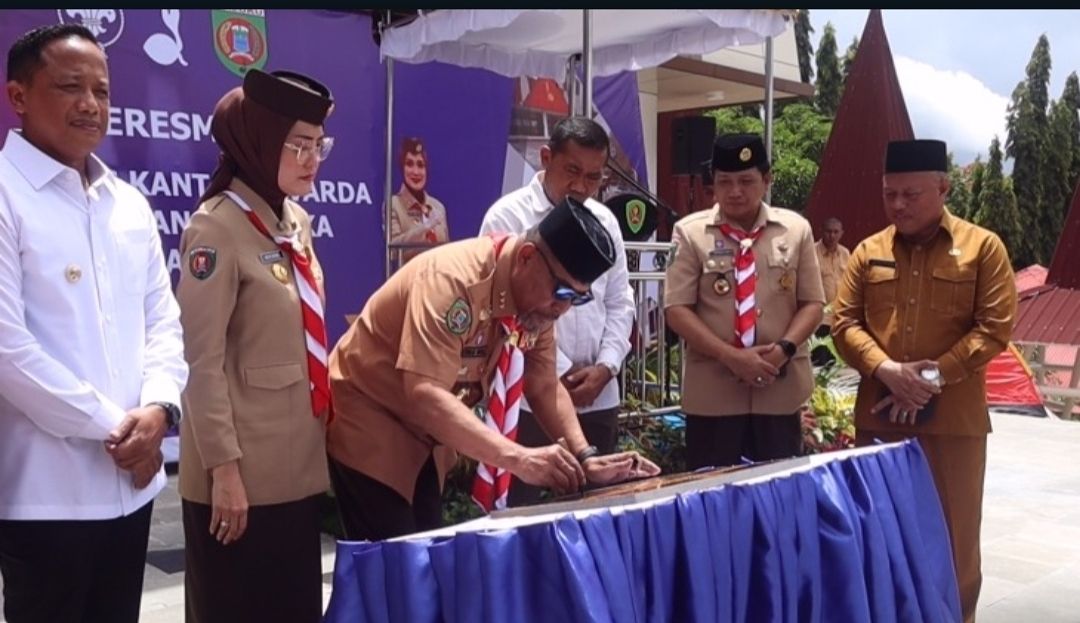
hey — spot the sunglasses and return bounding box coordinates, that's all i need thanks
[537,250,594,306]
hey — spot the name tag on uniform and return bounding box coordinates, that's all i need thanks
[868,258,896,269]
[709,248,735,257]
[260,250,286,264]
[462,346,486,358]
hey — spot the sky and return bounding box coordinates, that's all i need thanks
[811,9,1080,166]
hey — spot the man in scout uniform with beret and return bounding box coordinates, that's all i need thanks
[327,197,660,541]
[832,139,1017,622]
[664,133,825,470]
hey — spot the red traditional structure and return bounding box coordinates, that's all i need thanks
[1014,180,1080,415]
[804,9,914,248]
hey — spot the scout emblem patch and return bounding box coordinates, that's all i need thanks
[445,298,472,335]
[271,263,289,284]
[189,246,217,280]
[739,147,753,162]
[211,10,268,77]
[713,274,731,295]
[626,199,647,235]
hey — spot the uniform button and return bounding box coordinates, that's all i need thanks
[903,355,910,362]
[915,245,922,251]
[913,270,920,277]
[906,326,913,333]
[909,298,916,305]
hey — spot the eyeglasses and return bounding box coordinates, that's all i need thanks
[283,136,335,164]
[537,250,594,306]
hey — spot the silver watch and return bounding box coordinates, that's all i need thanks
[601,362,620,378]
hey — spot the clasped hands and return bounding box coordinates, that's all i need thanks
[871,360,942,425]
[104,405,169,489]
[724,343,789,387]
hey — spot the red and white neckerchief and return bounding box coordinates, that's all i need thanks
[224,190,331,420]
[472,234,526,512]
[718,222,765,348]
[471,316,526,512]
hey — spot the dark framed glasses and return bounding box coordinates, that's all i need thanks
[537,250,594,306]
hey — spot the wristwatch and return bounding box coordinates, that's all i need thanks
[776,339,797,359]
[149,401,182,428]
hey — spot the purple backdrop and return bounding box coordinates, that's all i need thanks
[1,10,647,342]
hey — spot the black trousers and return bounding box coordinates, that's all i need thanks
[182,495,323,623]
[329,455,442,541]
[508,407,620,507]
[685,413,803,470]
[0,501,153,623]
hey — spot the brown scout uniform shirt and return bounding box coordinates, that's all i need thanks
[664,203,826,416]
[176,179,329,506]
[832,209,1017,436]
[327,236,556,502]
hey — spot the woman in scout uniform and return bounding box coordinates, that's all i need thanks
[175,69,334,623]
[389,137,450,265]
[664,133,825,469]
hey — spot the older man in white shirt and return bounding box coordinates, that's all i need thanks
[0,24,186,623]
[480,117,634,506]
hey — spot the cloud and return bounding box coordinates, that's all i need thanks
[893,55,1009,165]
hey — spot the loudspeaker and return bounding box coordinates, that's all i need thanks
[671,116,715,176]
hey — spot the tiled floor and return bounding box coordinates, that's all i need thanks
[2,411,1079,621]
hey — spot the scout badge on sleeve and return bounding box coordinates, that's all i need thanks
[445,298,472,335]
[189,246,217,280]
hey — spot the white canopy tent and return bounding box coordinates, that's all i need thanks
[376,9,792,274]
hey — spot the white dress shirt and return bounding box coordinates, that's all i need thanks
[0,130,187,520]
[480,172,635,413]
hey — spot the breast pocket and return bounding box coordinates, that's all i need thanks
[930,266,977,316]
[699,257,735,301]
[865,266,899,332]
[117,229,149,297]
[244,362,305,390]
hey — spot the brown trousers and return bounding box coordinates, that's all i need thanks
[857,430,986,623]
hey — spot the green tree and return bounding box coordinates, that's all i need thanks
[1047,72,1080,232]
[814,22,842,117]
[1005,35,1052,266]
[974,137,1023,261]
[946,153,973,220]
[704,103,832,212]
[794,9,815,83]
[841,36,860,86]
[969,157,985,207]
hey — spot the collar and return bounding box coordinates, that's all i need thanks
[884,206,958,248]
[490,235,522,318]
[2,129,111,192]
[528,171,556,211]
[710,201,778,231]
[396,183,429,212]
[228,178,299,236]
[816,240,842,255]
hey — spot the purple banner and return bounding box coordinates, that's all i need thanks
[0,9,385,341]
[2,10,647,341]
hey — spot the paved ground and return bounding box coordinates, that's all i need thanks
[2,411,1079,621]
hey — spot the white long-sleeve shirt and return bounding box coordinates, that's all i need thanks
[480,172,634,413]
[0,130,188,520]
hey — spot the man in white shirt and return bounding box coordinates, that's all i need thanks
[0,24,187,623]
[480,117,634,506]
